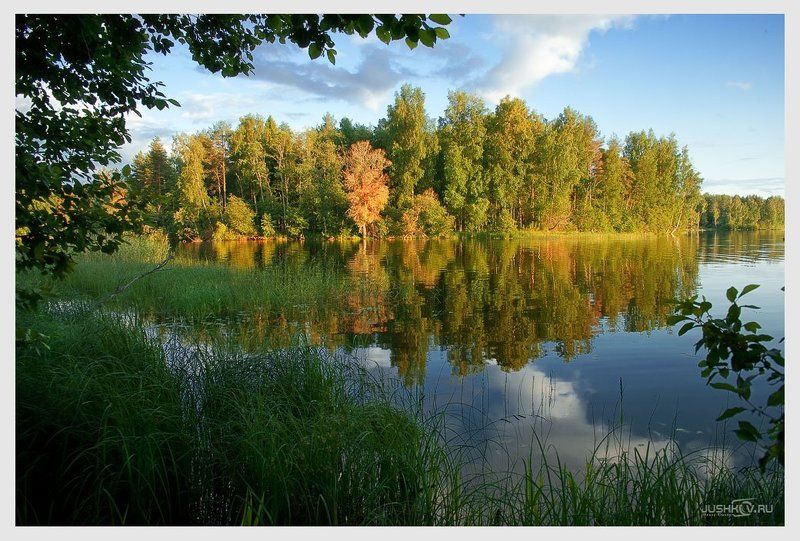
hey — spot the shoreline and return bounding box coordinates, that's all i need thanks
[170,227,785,244]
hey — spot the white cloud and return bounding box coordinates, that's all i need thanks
[726,80,753,90]
[119,112,178,164]
[176,91,270,123]
[703,177,784,196]
[444,362,678,474]
[179,93,218,121]
[249,43,416,111]
[476,15,635,102]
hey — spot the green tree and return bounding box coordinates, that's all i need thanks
[624,130,689,232]
[594,137,633,231]
[264,122,306,235]
[204,122,232,210]
[172,135,214,240]
[129,137,176,229]
[483,97,541,230]
[302,115,348,236]
[409,189,455,236]
[673,147,703,233]
[230,115,270,212]
[761,196,785,230]
[260,213,276,237]
[339,117,374,149]
[224,195,257,237]
[16,13,453,286]
[534,107,599,231]
[131,137,174,198]
[439,91,488,231]
[727,195,746,230]
[382,84,430,211]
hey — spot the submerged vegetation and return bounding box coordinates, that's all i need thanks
[17,304,784,525]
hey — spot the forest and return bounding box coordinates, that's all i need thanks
[125,85,784,241]
[700,193,785,230]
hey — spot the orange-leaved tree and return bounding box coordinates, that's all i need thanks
[343,141,391,239]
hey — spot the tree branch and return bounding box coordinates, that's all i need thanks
[99,251,174,303]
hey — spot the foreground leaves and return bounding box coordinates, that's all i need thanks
[669,284,784,470]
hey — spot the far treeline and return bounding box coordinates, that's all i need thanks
[126,85,785,240]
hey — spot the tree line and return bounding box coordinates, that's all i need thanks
[700,193,784,231]
[127,84,783,241]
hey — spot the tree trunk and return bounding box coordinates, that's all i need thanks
[221,157,227,210]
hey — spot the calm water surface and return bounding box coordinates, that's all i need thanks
[174,231,784,471]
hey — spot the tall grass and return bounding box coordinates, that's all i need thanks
[17,237,356,320]
[16,304,783,525]
[16,305,194,525]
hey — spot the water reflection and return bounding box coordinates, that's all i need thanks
[178,235,712,383]
[170,231,783,469]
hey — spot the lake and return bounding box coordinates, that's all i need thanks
[170,231,784,472]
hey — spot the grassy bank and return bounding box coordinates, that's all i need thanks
[16,305,784,525]
[17,236,356,320]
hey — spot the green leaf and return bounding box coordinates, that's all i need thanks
[739,284,760,298]
[709,382,737,393]
[419,28,436,47]
[376,26,391,44]
[308,43,322,60]
[434,27,450,39]
[390,24,406,40]
[428,14,452,25]
[677,322,695,336]
[743,321,761,332]
[327,49,336,65]
[405,37,418,50]
[735,420,761,442]
[267,16,283,33]
[357,15,374,36]
[716,407,746,421]
[726,286,738,302]
[767,386,783,407]
[666,314,685,325]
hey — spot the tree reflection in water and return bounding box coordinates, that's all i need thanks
[170,234,733,385]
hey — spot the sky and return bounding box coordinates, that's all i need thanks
[123,14,785,197]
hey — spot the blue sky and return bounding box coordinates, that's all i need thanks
[123,14,785,196]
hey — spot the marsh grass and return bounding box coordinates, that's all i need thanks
[15,306,194,525]
[17,237,357,320]
[16,304,784,525]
